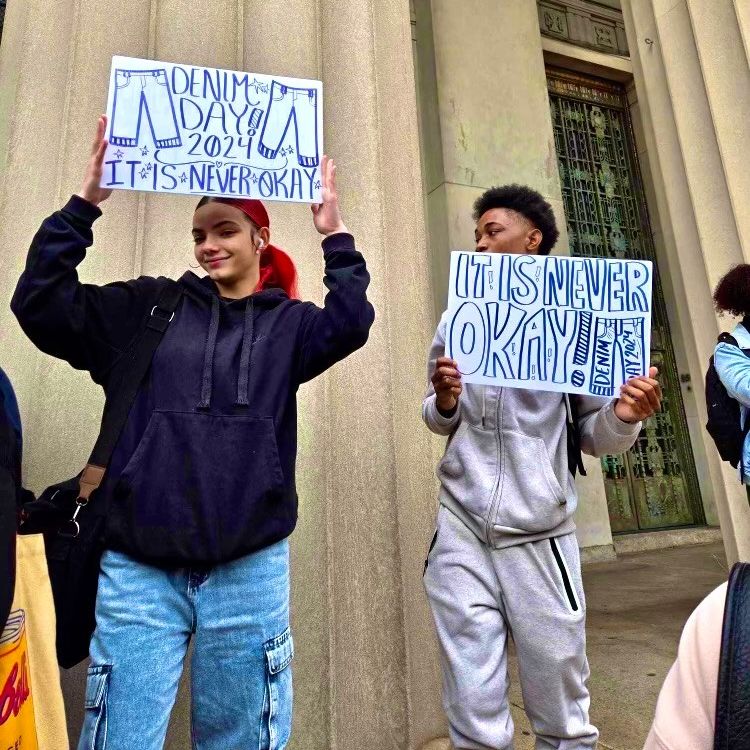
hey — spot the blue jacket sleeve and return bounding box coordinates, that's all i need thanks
[11,195,163,385]
[714,342,750,407]
[295,232,375,383]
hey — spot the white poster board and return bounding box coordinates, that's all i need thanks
[101,56,323,203]
[445,252,653,398]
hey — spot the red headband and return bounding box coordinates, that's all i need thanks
[213,197,270,230]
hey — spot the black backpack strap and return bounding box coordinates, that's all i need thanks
[75,278,182,503]
[716,332,750,458]
[718,332,739,348]
[714,562,750,749]
[565,394,587,477]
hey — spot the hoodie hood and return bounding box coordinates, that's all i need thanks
[178,270,290,308]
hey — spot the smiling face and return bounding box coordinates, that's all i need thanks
[474,207,543,255]
[191,201,270,298]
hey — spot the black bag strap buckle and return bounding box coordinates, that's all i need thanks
[59,504,84,539]
[58,464,106,538]
[147,305,176,333]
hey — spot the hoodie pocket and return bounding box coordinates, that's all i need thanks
[437,422,499,521]
[115,410,287,560]
[493,430,567,533]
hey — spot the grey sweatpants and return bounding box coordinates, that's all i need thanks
[423,506,597,750]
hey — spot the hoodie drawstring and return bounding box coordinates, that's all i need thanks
[481,386,487,428]
[197,296,256,409]
[564,393,573,425]
[236,298,255,406]
[198,296,221,409]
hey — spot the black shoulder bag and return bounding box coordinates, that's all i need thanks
[714,561,750,749]
[17,278,181,668]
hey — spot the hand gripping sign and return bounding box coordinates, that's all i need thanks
[101,56,324,203]
[445,252,653,398]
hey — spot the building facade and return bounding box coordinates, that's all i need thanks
[0,0,748,748]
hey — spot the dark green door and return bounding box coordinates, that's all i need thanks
[547,68,704,532]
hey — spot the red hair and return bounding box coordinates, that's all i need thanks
[256,244,299,300]
[198,197,299,299]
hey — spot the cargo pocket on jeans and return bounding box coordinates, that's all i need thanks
[80,665,112,750]
[260,628,294,750]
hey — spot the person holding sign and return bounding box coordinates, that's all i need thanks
[12,115,374,750]
[422,185,662,750]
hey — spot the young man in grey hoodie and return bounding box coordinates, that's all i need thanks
[422,185,662,750]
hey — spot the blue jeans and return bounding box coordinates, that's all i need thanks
[78,541,292,750]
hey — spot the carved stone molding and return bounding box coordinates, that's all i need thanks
[538,0,629,56]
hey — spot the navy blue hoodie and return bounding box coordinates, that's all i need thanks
[11,195,374,566]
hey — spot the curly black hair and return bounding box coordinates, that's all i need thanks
[472,184,560,256]
[713,264,750,317]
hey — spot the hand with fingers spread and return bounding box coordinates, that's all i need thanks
[77,115,113,207]
[614,366,663,424]
[311,154,348,237]
[432,356,463,416]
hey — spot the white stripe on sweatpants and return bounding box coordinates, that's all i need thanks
[423,505,597,750]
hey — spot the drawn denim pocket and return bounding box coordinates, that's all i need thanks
[260,628,294,750]
[80,664,112,750]
[115,73,130,90]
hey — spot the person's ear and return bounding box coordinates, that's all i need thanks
[255,226,271,254]
[526,228,543,254]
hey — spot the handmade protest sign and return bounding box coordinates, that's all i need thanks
[445,251,653,397]
[100,56,323,203]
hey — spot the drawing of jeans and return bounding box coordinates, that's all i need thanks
[110,69,182,149]
[258,81,319,167]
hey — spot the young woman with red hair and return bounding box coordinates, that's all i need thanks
[12,115,374,749]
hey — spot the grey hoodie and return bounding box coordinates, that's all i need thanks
[423,312,642,548]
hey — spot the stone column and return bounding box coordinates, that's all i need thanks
[316,1,445,746]
[623,0,750,562]
[419,0,568,316]
[0,0,444,747]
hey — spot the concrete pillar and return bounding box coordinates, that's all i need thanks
[419,0,568,316]
[317,1,444,746]
[686,0,750,258]
[623,0,750,563]
[0,0,444,747]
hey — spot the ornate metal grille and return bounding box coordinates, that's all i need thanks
[547,69,704,532]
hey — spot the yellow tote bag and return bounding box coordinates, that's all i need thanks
[0,609,38,749]
[10,535,68,750]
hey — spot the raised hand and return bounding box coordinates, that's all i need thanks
[311,154,348,237]
[614,367,663,424]
[432,356,463,415]
[77,115,113,207]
